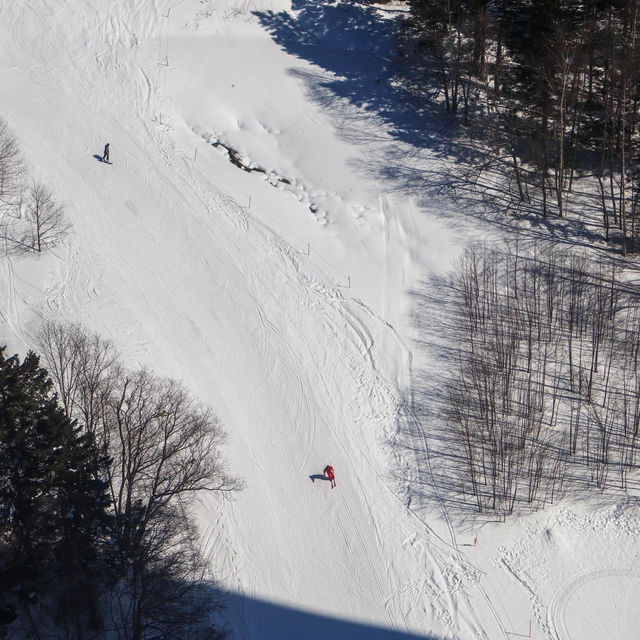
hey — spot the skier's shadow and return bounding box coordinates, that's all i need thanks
[93,154,105,162]
[309,474,330,484]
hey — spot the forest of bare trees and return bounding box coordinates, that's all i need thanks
[404,1,640,253]
[447,243,640,517]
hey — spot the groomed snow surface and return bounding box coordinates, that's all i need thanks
[1,1,639,638]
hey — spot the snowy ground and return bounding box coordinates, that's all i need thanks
[1,1,639,638]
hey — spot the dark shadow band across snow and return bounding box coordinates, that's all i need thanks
[216,589,446,640]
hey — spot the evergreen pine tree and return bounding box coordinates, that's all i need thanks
[0,347,111,634]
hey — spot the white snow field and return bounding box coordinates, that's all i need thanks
[1,1,640,638]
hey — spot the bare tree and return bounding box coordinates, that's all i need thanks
[26,182,70,252]
[0,118,74,255]
[36,321,239,639]
[0,117,28,252]
[37,320,121,432]
[102,369,238,540]
[103,372,239,640]
[445,242,640,516]
[0,117,25,209]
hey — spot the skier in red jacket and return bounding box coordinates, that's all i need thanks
[324,465,336,489]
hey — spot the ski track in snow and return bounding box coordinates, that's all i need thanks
[0,1,523,638]
[547,568,640,640]
[0,258,19,342]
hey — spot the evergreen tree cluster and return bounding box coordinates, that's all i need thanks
[0,329,236,640]
[404,0,640,253]
[0,347,108,634]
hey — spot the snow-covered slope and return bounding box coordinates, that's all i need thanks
[1,1,639,639]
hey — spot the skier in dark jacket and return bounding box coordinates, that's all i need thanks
[102,143,110,163]
[324,465,336,489]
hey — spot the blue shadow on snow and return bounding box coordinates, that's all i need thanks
[219,590,445,640]
[254,0,449,151]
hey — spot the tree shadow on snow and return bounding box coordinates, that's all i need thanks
[397,270,555,529]
[254,1,446,151]
[397,266,640,531]
[254,0,625,256]
[389,272,494,532]
[213,588,446,640]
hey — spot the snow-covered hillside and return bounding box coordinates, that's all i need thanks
[1,1,639,638]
